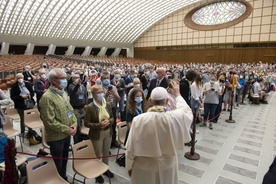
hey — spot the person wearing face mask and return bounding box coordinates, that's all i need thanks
[10,73,35,136]
[125,88,148,144]
[200,76,221,130]
[129,78,143,93]
[22,65,36,85]
[39,68,77,181]
[40,62,50,75]
[99,71,120,148]
[236,74,245,106]
[79,69,88,88]
[68,73,88,144]
[124,69,136,99]
[111,69,125,121]
[34,68,49,111]
[84,85,115,183]
[146,67,169,100]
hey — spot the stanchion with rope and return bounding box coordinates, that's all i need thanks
[184,107,200,160]
[225,90,236,123]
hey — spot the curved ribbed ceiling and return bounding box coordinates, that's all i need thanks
[0,0,200,44]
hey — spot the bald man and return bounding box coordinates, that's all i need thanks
[146,67,169,100]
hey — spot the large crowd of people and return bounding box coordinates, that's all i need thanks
[0,54,275,183]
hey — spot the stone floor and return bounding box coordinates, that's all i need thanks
[12,91,276,184]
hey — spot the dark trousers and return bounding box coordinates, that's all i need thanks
[73,108,85,144]
[48,136,71,180]
[203,103,218,123]
[214,96,223,122]
[111,107,117,145]
[16,109,26,133]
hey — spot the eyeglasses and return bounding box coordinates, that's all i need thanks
[55,77,66,80]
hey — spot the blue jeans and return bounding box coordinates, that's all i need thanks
[48,136,71,180]
[190,97,201,113]
[203,103,218,123]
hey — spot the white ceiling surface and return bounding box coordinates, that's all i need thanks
[0,0,201,47]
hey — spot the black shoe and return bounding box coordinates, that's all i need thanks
[103,170,114,178]
[95,176,104,183]
[209,123,213,130]
[111,142,120,148]
[184,142,192,147]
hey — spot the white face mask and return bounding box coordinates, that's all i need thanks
[40,74,46,80]
[18,79,23,83]
[74,79,80,84]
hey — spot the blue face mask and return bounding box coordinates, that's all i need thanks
[135,97,143,103]
[114,74,121,79]
[97,93,104,101]
[59,79,67,89]
[102,79,110,87]
[130,75,136,79]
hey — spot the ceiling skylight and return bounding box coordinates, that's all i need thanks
[0,0,200,44]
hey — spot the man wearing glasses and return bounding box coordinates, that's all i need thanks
[40,68,77,181]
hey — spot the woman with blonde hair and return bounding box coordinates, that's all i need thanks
[84,85,114,183]
[190,75,203,113]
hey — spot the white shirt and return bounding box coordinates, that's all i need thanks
[190,82,203,101]
[126,96,193,184]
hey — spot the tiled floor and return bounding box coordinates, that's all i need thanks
[13,91,275,184]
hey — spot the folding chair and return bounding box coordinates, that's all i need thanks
[72,140,111,184]
[3,115,23,151]
[26,157,68,184]
[116,121,127,160]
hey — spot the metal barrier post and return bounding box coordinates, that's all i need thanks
[185,107,200,160]
[225,91,236,123]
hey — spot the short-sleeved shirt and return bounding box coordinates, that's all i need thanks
[203,82,220,104]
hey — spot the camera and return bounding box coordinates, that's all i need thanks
[219,79,225,83]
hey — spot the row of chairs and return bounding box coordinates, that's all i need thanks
[2,104,128,184]
[27,140,111,184]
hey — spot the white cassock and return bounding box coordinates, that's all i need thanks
[126,95,193,184]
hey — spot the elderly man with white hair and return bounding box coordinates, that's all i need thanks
[126,81,193,184]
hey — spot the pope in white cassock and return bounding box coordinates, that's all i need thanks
[126,81,193,184]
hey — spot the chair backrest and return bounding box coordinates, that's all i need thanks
[6,104,19,118]
[72,140,96,159]
[3,116,13,132]
[41,126,50,149]
[26,157,68,184]
[23,109,43,128]
[117,121,127,144]
[80,119,89,135]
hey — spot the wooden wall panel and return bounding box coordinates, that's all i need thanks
[134,47,276,64]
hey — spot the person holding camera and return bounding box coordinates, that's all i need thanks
[68,72,88,144]
[200,76,221,130]
[213,75,226,123]
[100,71,120,148]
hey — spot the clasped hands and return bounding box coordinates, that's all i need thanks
[101,119,110,128]
[70,125,77,136]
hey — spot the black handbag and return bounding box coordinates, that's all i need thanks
[116,153,125,167]
[24,99,35,109]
